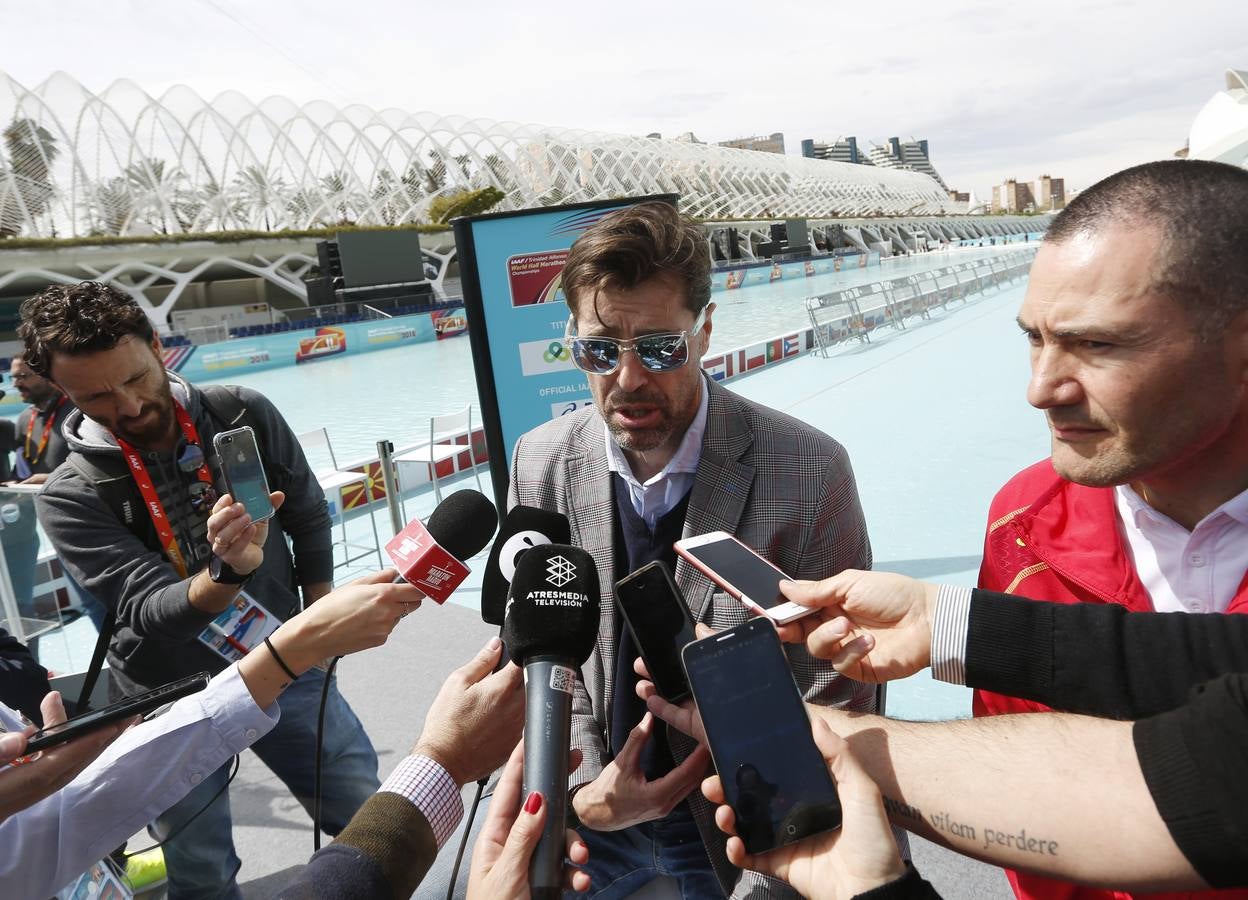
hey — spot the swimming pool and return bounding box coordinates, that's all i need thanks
[200,244,1026,464]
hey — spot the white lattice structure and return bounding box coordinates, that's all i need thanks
[0,71,958,240]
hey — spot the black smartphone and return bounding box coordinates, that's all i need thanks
[24,671,211,754]
[213,426,275,521]
[615,561,697,702]
[682,618,841,854]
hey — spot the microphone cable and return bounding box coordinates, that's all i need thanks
[446,776,491,900]
[120,754,241,857]
[312,655,343,852]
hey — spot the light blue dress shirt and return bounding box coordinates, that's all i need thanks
[0,663,278,900]
[604,376,710,528]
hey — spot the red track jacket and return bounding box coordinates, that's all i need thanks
[975,459,1248,900]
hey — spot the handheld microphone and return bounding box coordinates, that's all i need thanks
[502,544,600,900]
[481,505,571,627]
[386,489,497,602]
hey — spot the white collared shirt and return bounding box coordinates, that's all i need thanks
[1,664,278,900]
[1114,484,1248,614]
[604,377,709,529]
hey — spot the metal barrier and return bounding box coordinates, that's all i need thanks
[807,249,1037,358]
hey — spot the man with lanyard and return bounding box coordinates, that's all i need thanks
[1,358,74,622]
[11,357,70,485]
[18,281,381,900]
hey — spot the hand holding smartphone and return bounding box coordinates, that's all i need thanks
[615,561,697,702]
[674,531,813,624]
[213,426,275,521]
[682,618,841,854]
[23,672,211,754]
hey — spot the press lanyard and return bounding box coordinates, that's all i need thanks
[115,400,214,579]
[23,395,66,465]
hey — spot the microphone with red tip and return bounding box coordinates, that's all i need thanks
[502,543,600,899]
[386,489,497,602]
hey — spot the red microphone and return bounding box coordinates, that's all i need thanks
[386,490,497,603]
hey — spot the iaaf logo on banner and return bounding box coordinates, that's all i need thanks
[518,338,576,377]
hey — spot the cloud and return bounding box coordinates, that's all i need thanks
[2,0,1246,199]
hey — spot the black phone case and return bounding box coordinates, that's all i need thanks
[25,671,211,753]
[615,561,696,702]
[683,619,841,853]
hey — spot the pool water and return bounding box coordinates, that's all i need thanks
[203,245,1024,465]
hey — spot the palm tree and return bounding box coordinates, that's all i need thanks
[482,152,515,196]
[319,169,363,225]
[87,175,134,236]
[1,117,60,237]
[232,165,287,230]
[423,150,447,194]
[370,169,404,225]
[286,187,328,228]
[183,175,242,232]
[124,157,185,234]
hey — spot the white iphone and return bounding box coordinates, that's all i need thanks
[673,531,813,624]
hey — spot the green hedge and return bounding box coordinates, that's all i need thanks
[0,222,453,251]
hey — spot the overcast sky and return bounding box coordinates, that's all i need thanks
[5,0,1245,199]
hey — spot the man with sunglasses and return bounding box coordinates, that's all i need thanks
[508,201,875,899]
[17,282,381,900]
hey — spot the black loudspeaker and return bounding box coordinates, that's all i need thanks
[769,223,787,243]
[304,277,333,307]
[727,227,741,260]
[316,240,345,290]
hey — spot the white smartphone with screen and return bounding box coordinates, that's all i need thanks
[673,531,813,624]
[212,426,275,522]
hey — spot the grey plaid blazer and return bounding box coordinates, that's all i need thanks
[508,377,877,898]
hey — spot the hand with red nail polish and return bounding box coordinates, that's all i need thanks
[467,741,591,898]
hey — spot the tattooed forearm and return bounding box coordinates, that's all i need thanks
[882,796,1059,857]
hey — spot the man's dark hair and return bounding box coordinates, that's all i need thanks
[562,201,711,321]
[1045,159,1248,338]
[20,281,155,377]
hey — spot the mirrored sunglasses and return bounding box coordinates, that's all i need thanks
[563,306,708,376]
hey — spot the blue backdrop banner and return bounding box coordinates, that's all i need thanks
[456,195,677,508]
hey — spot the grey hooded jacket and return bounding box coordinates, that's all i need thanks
[35,373,333,695]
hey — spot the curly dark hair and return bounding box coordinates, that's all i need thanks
[561,201,711,322]
[1046,159,1248,339]
[19,281,155,377]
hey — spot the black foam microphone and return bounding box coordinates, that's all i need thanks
[502,544,600,899]
[386,489,497,602]
[481,506,571,626]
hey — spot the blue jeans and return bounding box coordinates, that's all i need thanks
[152,668,380,900]
[574,810,722,900]
[65,569,109,632]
